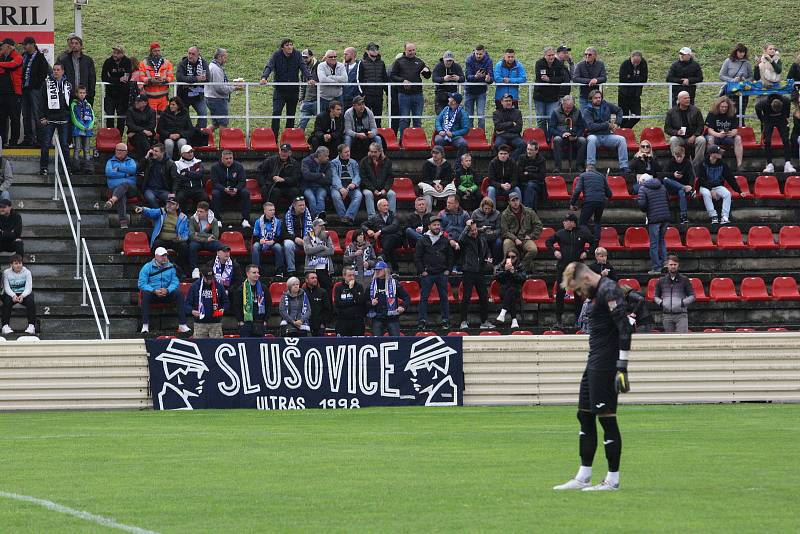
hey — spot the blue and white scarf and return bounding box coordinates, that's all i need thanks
[442,106,462,140]
[257,215,282,242]
[282,290,310,322]
[369,277,398,317]
[23,50,37,88]
[285,208,312,238]
[306,231,331,269]
[213,256,234,287]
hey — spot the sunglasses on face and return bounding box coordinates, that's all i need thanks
[640,144,651,148]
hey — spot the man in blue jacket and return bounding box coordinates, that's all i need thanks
[259,38,314,137]
[185,265,229,338]
[135,199,190,275]
[570,169,612,240]
[137,247,190,334]
[104,143,138,229]
[583,90,629,172]
[637,175,671,274]
[494,49,527,109]
[330,144,362,225]
[433,93,469,157]
[463,45,493,129]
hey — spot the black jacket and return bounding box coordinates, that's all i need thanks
[257,155,300,189]
[492,107,523,136]
[432,59,465,100]
[666,156,695,187]
[404,211,432,234]
[334,281,367,321]
[390,54,431,94]
[589,261,619,281]
[174,158,205,193]
[421,159,452,184]
[488,157,517,189]
[361,211,401,237]
[126,104,156,134]
[546,227,594,264]
[211,161,247,192]
[0,210,22,240]
[311,111,344,144]
[22,49,50,91]
[458,228,490,273]
[358,53,388,97]
[38,77,72,122]
[517,152,547,186]
[533,57,565,102]
[359,155,394,191]
[157,108,194,140]
[233,280,270,323]
[696,156,739,192]
[57,52,96,104]
[175,56,209,101]
[631,153,662,177]
[139,156,177,192]
[618,58,648,99]
[496,264,527,291]
[305,285,333,335]
[414,233,453,274]
[666,58,703,100]
[101,56,132,99]
[755,94,790,126]
[261,49,313,91]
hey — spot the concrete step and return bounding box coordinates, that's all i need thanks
[34,278,136,290]
[27,263,123,279]
[11,185,101,201]
[12,173,104,186]
[24,239,118,254]
[39,316,138,336]
[35,291,135,306]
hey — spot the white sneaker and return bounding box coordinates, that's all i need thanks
[24,324,35,334]
[785,161,797,173]
[1,325,12,335]
[177,324,191,333]
[459,321,469,329]
[140,324,149,333]
[480,321,495,329]
[192,268,200,279]
[496,309,507,323]
[720,217,730,225]
[553,478,592,490]
[510,318,519,329]
[582,479,620,491]
[763,162,775,173]
[241,219,251,228]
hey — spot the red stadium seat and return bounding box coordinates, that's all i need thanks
[489,280,500,303]
[123,232,151,256]
[689,277,710,303]
[709,277,739,302]
[703,328,724,333]
[269,282,287,306]
[784,176,800,199]
[747,226,777,249]
[479,331,502,336]
[623,227,649,250]
[343,229,358,250]
[618,278,641,292]
[447,331,470,336]
[245,178,263,204]
[400,281,421,305]
[733,175,751,195]
[740,277,771,301]
[665,226,686,251]
[616,128,639,151]
[219,128,247,151]
[535,227,556,252]
[545,176,570,200]
[607,175,633,200]
[762,128,784,149]
[716,226,746,250]
[96,128,121,152]
[415,331,438,337]
[685,226,715,250]
[224,334,241,338]
[542,330,565,335]
[400,128,429,151]
[377,128,400,151]
[646,278,658,301]
[463,128,492,151]
[280,128,310,152]
[599,227,624,251]
[735,328,756,332]
[457,283,480,304]
[779,226,800,249]
[522,127,551,151]
[639,127,669,151]
[193,128,216,152]
[220,231,248,256]
[250,128,278,152]
[391,177,417,202]
[768,327,789,332]
[522,279,552,303]
[738,126,760,151]
[771,277,800,301]
[753,175,782,199]
[511,330,534,335]
[328,231,343,255]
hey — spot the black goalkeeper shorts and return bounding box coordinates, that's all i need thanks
[578,368,618,415]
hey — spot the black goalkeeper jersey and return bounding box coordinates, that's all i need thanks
[587,276,633,371]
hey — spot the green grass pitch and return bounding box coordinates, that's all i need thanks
[1,404,798,532]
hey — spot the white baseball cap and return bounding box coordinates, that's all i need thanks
[679,47,692,55]
[154,247,168,256]
[180,145,194,154]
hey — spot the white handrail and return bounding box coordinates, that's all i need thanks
[82,238,110,340]
[52,132,81,279]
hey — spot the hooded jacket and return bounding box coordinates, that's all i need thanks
[142,207,189,247]
[174,157,205,192]
[421,158,453,184]
[138,258,180,293]
[69,98,95,136]
[696,156,739,192]
[0,50,24,95]
[493,59,527,101]
[279,289,311,328]
[439,207,469,238]
[533,57,565,102]
[344,106,378,138]
[189,209,221,242]
[357,52,388,97]
[414,230,453,274]
[464,50,494,95]
[637,177,672,224]
[432,58,465,100]
[105,155,137,189]
[570,170,612,205]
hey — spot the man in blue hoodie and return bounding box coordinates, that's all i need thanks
[583,90,629,172]
[434,93,469,157]
[136,199,190,275]
[463,45,493,129]
[493,49,527,109]
[137,247,190,334]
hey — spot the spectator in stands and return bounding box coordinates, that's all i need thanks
[38,63,72,176]
[440,195,468,271]
[667,47,703,105]
[665,90,706,169]
[570,168,611,240]
[139,43,173,113]
[176,46,208,129]
[20,37,49,146]
[618,51,648,129]
[501,191,542,272]
[556,45,574,98]
[0,199,22,256]
[233,264,269,337]
[517,140,547,209]
[186,265,228,338]
[589,246,618,281]
[390,42,431,137]
[251,201,285,277]
[69,85,95,173]
[533,46,565,134]
[298,49,321,131]
[173,145,207,215]
[487,145,520,205]
[793,92,800,159]
[419,146,455,212]
[310,100,344,154]
[665,146,695,225]
[213,245,241,293]
[127,56,143,108]
[278,276,311,336]
[756,94,796,173]
[388,53,403,132]
[0,143,12,200]
[330,144,362,225]
[454,153,479,211]
[334,266,367,336]
[136,198,190,274]
[637,174,671,275]
[547,213,593,329]
[188,201,223,279]
[260,38,314,136]
[404,196,432,248]
[362,198,403,272]
[622,284,653,333]
[316,50,347,112]
[1,254,35,335]
[137,247,190,334]
[434,92,469,156]
[304,270,333,335]
[283,196,312,277]
[464,45,494,129]
[433,51,465,114]
[357,43,388,127]
[360,142,395,217]
[573,47,607,108]
[367,261,409,336]
[493,49,526,109]
[104,143,138,229]
[206,48,242,130]
[157,97,193,160]
[696,145,748,224]
[126,95,156,162]
[754,43,782,88]
[653,255,694,333]
[257,143,300,205]
[495,250,525,329]
[343,228,377,289]
[705,96,743,170]
[100,44,132,134]
[58,33,96,106]
[303,218,334,290]
[631,140,662,193]
[583,89,629,172]
[211,149,251,228]
[492,93,525,156]
[471,197,502,263]
[414,216,452,328]
[343,96,379,161]
[301,146,332,217]
[719,44,753,116]
[550,95,587,172]
[457,219,494,330]
[788,51,800,87]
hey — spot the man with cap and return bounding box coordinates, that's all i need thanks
[58,33,96,105]
[173,144,207,215]
[137,246,190,334]
[414,216,453,329]
[138,43,174,113]
[185,263,228,338]
[101,44,133,134]
[283,196,313,277]
[0,198,22,255]
[175,46,209,129]
[257,143,300,205]
[298,49,321,131]
[104,143,138,229]
[666,47,703,106]
[556,45,574,98]
[343,95,379,161]
[135,197,190,276]
[493,93,526,157]
[546,212,594,329]
[126,95,157,162]
[37,62,72,176]
[696,144,748,225]
[20,37,48,147]
[432,51,465,114]
[260,38,315,137]
[500,191,542,272]
[303,217,334,290]
[210,149,251,228]
[357,43,388,127]
[0,38,23,148]
[367,260,410,337]
[434,93,469,157]
[463,45,494,130]
[233,264,270,337]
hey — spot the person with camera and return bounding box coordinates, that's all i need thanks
[457,219,495,330]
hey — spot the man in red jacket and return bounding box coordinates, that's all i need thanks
[0,38,23,147]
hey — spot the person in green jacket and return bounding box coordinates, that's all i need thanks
[69,85,95,173]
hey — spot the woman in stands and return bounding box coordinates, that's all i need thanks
[470,197,502,265]
[705,96,743,170]
[158,97,193,160]
[718,44,753,115]
[630,140,661,194]
[495,249,526,329]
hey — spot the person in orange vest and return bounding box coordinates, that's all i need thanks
[139,43,174,114]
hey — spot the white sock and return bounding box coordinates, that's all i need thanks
[576,465,592,482]
[606,471,619,485]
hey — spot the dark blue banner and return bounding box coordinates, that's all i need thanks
[146,336,463,410]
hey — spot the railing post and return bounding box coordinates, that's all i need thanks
[81,241,87,305]
[76,219,82,280]
[738,92,744,126]
[527,84,534,128]
[100,82,106,127]
[387,83,392,129]
[245,83,251,142]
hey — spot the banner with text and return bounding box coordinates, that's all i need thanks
[146,336,463,410]
[2,1,55,64]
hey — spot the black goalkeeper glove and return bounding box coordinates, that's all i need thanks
[615,359,630,393]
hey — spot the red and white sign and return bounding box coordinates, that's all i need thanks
[1,1,55,64]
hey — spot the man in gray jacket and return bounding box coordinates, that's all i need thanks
[204,48,242,130]
[0,143,13,201]
[573,47,607,108]
[317,50,348,112]
[343,96,379,160]
[653,255,695,333]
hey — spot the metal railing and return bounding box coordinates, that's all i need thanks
[52,132,111,339]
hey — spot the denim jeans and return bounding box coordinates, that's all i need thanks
[185,96,208,129]
[371,317,401,337]
[586,134,628,169]
[271,89,299,136]
[144,188,171,208]
[522,181,544,210]
[282,238,302,272]
[330,186,363,219]
[405,227,423,247]
[206,97,229,127]
[551,135,587,170]
[303,187,327,216]
[493,134,526,158]
[189,239,226,269]
[363,189,396,217]
[39,121,70,170]
[418,272,450,322]
[699,186,732,219]
[398,92,424,137]
[534,100,559,136]
[433,135,468,156]
[298,100,318,131]
[252,241,285,272]
[463,91,487,129]
[647,222,668,271]
[663,178,688,215]
[486,185,522,205]
[22,87,42,143]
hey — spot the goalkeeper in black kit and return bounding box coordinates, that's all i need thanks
[553,261,632,491]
